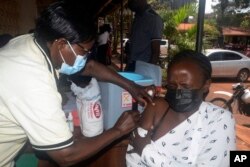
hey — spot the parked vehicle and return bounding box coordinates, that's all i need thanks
[204,49,250,82]
[119,38,169,69]
[210,83,250,115]
[160,39,168,56]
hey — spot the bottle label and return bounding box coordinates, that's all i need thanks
[86,101,103,123]
[92,102,102,119]
[121,90,132,108]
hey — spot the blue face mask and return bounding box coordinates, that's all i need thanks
[59,41,88,75]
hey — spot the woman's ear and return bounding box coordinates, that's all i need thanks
[202,79,211,100]
[203,79,212,91]
[203,79,211,93]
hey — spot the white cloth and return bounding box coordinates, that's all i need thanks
[126,102,236,167]
[97,31,109,46]
[71,78,104,137]
[0,34,73,167]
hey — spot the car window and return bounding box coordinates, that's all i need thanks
[208,52,223,61]
[160,41,166,45]
[222,52,242,60]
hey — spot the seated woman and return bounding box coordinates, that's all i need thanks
[126,50,236,167]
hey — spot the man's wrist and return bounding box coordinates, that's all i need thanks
[109,127,122,139]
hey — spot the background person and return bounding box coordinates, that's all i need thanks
[125,0,163,72]
[96,24,112,65]
[126,50,236,167]
[0,2,154,167]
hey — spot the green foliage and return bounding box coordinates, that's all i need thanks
[158,9,178,39]
[173,3,196,24]
[203,24,220,49]
[148,0,157,4]
[214,0,250,27]
[240,15,250,29]
[161,68,167,85]
[235,0,250,8]
[156,2,220,58]
[157,3,198,56]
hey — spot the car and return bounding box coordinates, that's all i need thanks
[160,39,169,56]
[119,38,169,57]
[204,49,250,82]
[121,38,168,52]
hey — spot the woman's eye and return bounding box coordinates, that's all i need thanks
[165,84,192,90]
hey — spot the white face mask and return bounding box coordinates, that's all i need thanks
[59,41,88,75]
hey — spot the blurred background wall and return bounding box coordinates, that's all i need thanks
[0,0,55,36]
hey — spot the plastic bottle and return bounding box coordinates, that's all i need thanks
[67,112,74,132]
[71,78,103,137]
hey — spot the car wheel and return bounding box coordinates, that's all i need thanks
[237,69,249,82]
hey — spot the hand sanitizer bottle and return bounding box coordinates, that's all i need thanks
[67,112,74,132]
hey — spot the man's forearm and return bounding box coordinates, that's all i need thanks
[82,60,135,91]
[150,41,160,64]
[47,128,121,167]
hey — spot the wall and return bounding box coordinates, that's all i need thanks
[0,0,19,35]
[0,0,54,36]
[17,0,37,34]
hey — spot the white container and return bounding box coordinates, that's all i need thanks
[98,72,153,129]
[135,61,162,87]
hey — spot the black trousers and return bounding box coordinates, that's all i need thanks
[124,61,136,72]
[96,44,110,65]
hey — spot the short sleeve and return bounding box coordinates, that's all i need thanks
[150,15,163,40]
[8,70,73,151]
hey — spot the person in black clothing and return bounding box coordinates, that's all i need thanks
[96,24,112,65]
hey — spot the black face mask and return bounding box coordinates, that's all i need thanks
[165,88,203,113]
